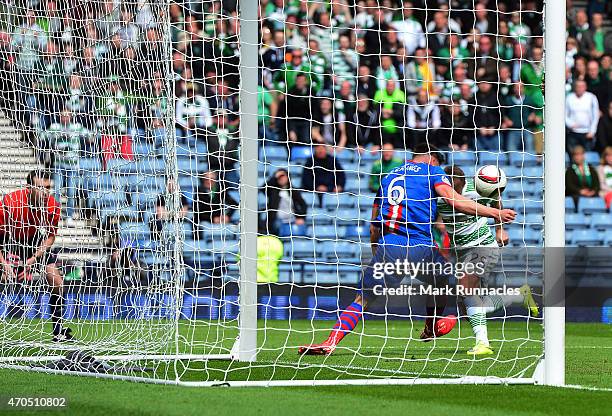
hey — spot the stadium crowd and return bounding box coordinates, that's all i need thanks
[0,0,611,257]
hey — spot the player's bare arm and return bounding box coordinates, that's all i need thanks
[435,184,516,223]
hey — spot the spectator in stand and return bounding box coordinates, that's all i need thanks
[203,109,239,174]
[12,9,47,72]
[502,82,539,152]
[346,94,381,151]
[565,79,600,152]
[375,55,400,91]
[331,34,358,90]
[335,80,356,121]
[588,13,607,59]
[150,179,189,241]
[262,169,307,236]
[301,143,346,195]
[193,170,237,227]
[44,109,84,224]
[261,29,287,72]
[596,101,612,151]
[468,35,499,82]
[565,145,600,206]
[426,11,460,54]
[175,82,212,141]
[437,33,470,76]
[391,0,425,56]
[312,97,347,149]
[369,143,403,192]
[374,79,406,148]
[356,64,375,99]
[520,46,545,109]
[308,38,331,88]
[36,41,64,126]
[258,78,278,141]
[274,48,321,94]
[586,59,610,113]
[508,11,532,44]
[283,73,315,145]
[474,80,502,151]
[437,102,473,150]
[597,146,612,208]
[64,74,95,130]
[569,9,594,54]
[402,48,435,96]
[407,89,441,148]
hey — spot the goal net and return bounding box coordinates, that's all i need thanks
[0,0,560,386]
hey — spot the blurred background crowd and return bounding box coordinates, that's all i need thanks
[0,0,611,281]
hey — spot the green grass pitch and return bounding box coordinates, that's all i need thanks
[0,321,610,415]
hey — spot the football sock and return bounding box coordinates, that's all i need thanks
[481,293,524,314]
[464,295,488,345]
[49,292,64,336]
[328,302,363,344]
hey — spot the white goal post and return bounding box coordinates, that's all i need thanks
[0,0,566,387]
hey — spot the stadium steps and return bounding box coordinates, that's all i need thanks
[0,113,105,258]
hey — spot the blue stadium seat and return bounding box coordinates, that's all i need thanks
[508,228,542,246]
[335,149,355,163]
[577,197,607,214]
[89,189,128,209]
[590,213,612,231]
[323,241,360,262]
[290,146,313,161]
[565,197,576,213]
[107,158,166,175]
[503,166,522,181]
[279,223,308,237]
[119,221,152,248]
[284,237,320,259]
[522,166,544,181]
[345,225,370,241]
[177,157,207,174]
[395,150,413,162]
[509,153,541,167]
[448,151,476,166]
[504,181,525,199]
[565,213,590,230]
[585,151,600,166]
[357,194,377,210]
[261,145,288,162]
[517,200,544,215]
[476,152,508,167]
[565,230,573,245]
[133,191,159,212]
[344,176,362,192]
[79,158,102,172]
[310,224,337,239]
[178,176,198,192]
[524,213,544,230]
[308,207,334,225]
[571,229,604,246]
[133,142,155,158]
[323,193,355,210]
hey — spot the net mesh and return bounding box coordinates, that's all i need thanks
[0,0,546,384]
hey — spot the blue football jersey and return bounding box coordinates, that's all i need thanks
[372,162,451,246]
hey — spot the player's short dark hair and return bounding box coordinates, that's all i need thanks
[444,165,466,180]
[26,169,51,186]
[413,143,446,165]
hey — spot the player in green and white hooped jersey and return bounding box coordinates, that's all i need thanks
[439,166,539,355]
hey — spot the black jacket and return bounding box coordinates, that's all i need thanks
[261,174,307,231]
[193,184,237,225]
[301,155,346,192]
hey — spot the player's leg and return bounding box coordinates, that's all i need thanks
[459,273,494,355]
[298,244,393,355]
[417,246,457,341]
[45,262,73,342]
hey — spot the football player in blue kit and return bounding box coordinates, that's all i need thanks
[299,144,516,355]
